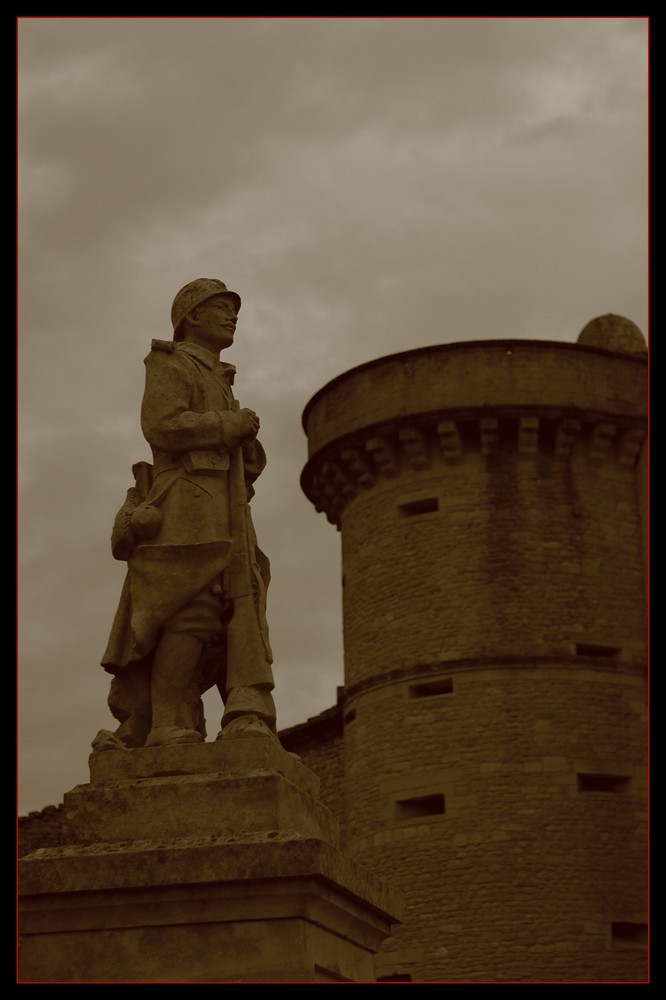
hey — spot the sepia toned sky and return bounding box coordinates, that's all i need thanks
[18,17,648,815]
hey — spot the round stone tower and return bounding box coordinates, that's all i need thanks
[300,318,648,982]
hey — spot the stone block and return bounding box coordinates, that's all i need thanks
[67,739,335,846]
[20,838,402,983]
[19,738,402,982]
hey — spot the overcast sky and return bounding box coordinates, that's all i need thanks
[18,17,648,816]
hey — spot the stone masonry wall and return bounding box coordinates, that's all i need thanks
[302,333,648,982]
[346,665,647,982]
[340,429,646,689]
[279,708,345,827]
[19,805,67,858]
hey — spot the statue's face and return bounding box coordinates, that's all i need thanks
[190,294,238,351]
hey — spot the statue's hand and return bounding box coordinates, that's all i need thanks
[239,407,260,440]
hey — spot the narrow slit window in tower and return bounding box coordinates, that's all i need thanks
[577,773,631,793]
[409,677,454,698]
[575,643,621,658]
[611,922,648,948]
[398,497,439,517]
[395,793,445,821]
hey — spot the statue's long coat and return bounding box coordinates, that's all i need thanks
[102,339,272,691]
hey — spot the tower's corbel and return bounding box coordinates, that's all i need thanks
[340,448,376,489]
[437,420,463,462]
[366,435,400,477]
[554,418,581,458]
[399,426,430,470]
[518,416,539,454]
[617,427,646,468]
[322,460,356,500]
[588,422,616,463]
[480,418,499,456]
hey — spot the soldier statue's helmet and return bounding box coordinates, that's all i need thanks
[171,278,241,341]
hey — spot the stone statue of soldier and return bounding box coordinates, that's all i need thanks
[94,279,276,751]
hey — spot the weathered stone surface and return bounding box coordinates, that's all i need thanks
[19,739,402,982]
[20,838,402,982]
[88,734,318,794]
[19,737,401,982]
[65,768,338,846]
[298,324,648,983]
[78,741,330,845]
[100,278,276,751]
[18,805,66,858]
[302,338,647,462]
[577,314,647,355]
[19,280,406,983]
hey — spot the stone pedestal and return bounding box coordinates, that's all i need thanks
[19,739,402,983]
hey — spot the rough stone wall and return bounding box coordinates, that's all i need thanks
[279,708,345,827]
[302,334,648,983]
[340,434,646,687]
[345,666,647,982]
[18,805,66,858]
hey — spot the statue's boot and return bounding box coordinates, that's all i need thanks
[145,633,206,747]
[216,684,277,740]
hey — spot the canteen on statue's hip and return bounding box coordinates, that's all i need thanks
[130,503,162,540]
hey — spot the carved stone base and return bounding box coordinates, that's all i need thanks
[19,739,402,983]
